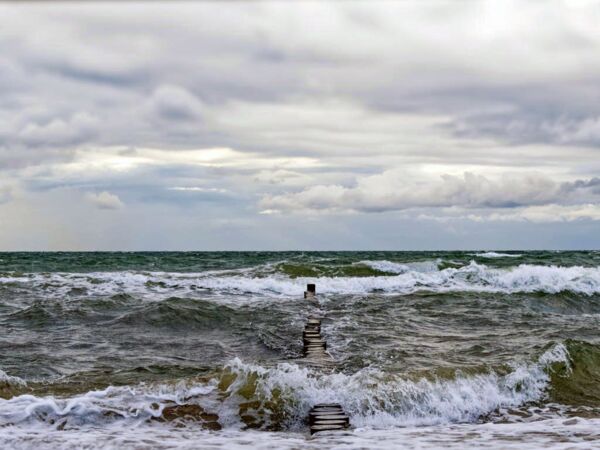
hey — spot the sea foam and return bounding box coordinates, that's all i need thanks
[2,419,600,450]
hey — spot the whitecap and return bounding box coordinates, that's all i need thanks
[0,369,27,388]
[472,252,523,258]
[3,261,600,300]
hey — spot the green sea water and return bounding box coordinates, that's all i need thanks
[2,251,600,449]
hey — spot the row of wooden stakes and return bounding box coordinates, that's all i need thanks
[302,283,350,435]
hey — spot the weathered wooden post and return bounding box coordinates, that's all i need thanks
[304,283,316,299]
[309,404,350,434]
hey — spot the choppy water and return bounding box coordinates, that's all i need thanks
[2,251,600,449]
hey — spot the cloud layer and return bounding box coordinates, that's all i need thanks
[0,1,599,249]
[260,171,600,218]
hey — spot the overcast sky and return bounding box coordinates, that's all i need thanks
[1,1,599,250]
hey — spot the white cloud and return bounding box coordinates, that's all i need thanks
[45,146,321,179]
[259,171,581,213]
[445,204,600,223]
[85,191,124,210]
[483,204,600,223]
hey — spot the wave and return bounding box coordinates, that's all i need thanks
[0,343,572,431]
[358,259,442,274]
[216,343,569,429]
[0,381,218,429]
[0,369,27,400]
[197,262,600,296]
[472,252,523,258]
[109,297,237,328]
[2,261,600,299]
[0,370,26,388]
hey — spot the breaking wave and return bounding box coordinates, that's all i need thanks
[472,252,523,258]
[0,370,27,400]
[0,343,573,431]
[2,261,600,299]
[194,262,600,296]
[217,343,569,429]
[358,259,442,274]
[0,369,26,388]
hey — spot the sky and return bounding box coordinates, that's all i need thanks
[1,1,600,250]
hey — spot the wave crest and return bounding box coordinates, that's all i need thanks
[2,261,600,299]
[200,262,600,296]
[0,343,587,431]
[0,341,600,430]
[219,343,568,428]
[0,369,26,388]
[472,252,523,258]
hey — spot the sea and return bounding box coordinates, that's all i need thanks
[2,251,600,449]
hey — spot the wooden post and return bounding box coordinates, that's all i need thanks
[304,283,316,299]
[309,404,350,434]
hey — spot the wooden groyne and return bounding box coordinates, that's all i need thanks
[303,317,331,364]
[302,283,334,368]
[309,404,350,434]
[302,283,350,435]
[304,283,316,299]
